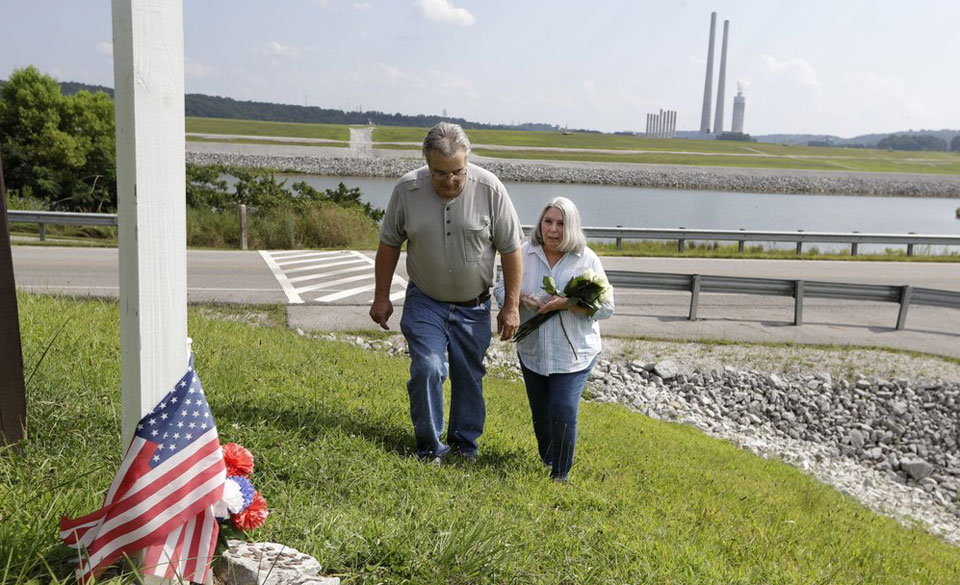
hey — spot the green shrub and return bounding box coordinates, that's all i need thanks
[187,202,379,250]
[250,202,379,249]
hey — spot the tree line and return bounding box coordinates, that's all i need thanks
[0,66,382,224]
[877,133,960,152]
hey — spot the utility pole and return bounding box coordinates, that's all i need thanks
[0,144,27,447]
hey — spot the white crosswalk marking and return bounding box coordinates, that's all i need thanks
[286,264,370,284]
[258,250,408,304]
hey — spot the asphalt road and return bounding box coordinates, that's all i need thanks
[11,245,960,358]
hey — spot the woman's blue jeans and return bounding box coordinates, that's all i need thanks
[519,355,596,480]
[400,284,492,459]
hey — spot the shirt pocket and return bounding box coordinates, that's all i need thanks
[462,217,491,262]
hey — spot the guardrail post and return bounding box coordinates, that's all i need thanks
[239,204,248,251]
[794,280,804,325]
[796,230,803,255]
[38,222,46,242]
[896,285,912,330]
[851,231,859,256]
[907,232,915,257]
[738,228,744,254]
[678,227,686,254]
[688,274,701,320]
[615,225,622,251]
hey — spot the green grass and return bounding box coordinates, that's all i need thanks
[470,148,960,174]
[185,117,350,141]
[370,125,960,175]
[4,294,959,584]
[186,135,350,148]
[184,118,960,175]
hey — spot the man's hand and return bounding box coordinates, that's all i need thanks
[371,242,401,330]
[497,304,520,341]
[370,297,394,330]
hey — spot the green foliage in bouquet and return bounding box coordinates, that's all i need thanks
[513,269,612,345]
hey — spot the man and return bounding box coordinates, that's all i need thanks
[370,122,522,462]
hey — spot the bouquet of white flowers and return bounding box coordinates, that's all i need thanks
[513,268,612,345]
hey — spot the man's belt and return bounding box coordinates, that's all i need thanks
[450,290,491,307]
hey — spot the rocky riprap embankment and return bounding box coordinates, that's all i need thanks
[304,330,960,545]
[186,149,960,197]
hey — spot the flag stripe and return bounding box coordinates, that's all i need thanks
[86,440,222,544]
[106,437,151,504]
[87,463,224,562]
[68,442,222,551]
[79,473,223,578]
[176,513,196,579]
[195,508,218,584]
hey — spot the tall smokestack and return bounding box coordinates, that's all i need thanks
[714,20,729,135]
[699,12,717,133]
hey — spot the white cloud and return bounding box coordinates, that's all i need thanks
[414,0,475,26]
[96,41,112,56]
[378,63,427,89]
[839,70,928,127]
[185,59,218,78]
[354,2,372,10]
[760,54,821,91]
[423,69,476,98]
[253,41,302,59]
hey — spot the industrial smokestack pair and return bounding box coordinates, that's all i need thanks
[699,12,729,134]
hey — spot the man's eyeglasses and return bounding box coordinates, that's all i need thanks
[430,168,468,180]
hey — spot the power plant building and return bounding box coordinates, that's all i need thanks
[731,86,746,134]
[645,109,676,138]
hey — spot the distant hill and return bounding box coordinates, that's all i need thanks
[5,79,958,144]
[681,129,960,148]
[48,81,561,132]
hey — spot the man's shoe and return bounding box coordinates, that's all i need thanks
[428,456,443,467]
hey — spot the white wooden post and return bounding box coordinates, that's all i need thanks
[112,0,188,447]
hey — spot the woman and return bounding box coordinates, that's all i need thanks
[494,197,614,481]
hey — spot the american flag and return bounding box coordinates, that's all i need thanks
[60,356,226,584]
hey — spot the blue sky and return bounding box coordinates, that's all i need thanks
[2,0,957,137]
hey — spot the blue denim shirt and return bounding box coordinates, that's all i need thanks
[494,241,614,375]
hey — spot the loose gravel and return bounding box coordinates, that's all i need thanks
[186,148,960,197]
[302,329,960,545]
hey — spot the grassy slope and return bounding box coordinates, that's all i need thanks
[371,125,960,175]
[186,135,350,148]
[183,117,960,174]
[4,295,958,584]
[186,117,351,141]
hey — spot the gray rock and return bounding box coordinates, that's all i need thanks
[653,360,679,380]
[902,459,935,481]
[216,541,339,585]
[848,430,865,450]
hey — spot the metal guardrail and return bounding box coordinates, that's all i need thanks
[605,270,960,330]
[8,210,117,241]
[8,213,959,255]
[523,225,960,256]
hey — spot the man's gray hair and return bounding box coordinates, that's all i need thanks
[530,196,587,254]
[422,122,471,159]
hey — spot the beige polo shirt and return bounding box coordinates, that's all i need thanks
[379,163,522,302]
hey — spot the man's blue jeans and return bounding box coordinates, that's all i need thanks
[400,284,492,458]
[518,355,596,480]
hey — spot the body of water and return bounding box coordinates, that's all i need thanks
[280,174,960,253]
